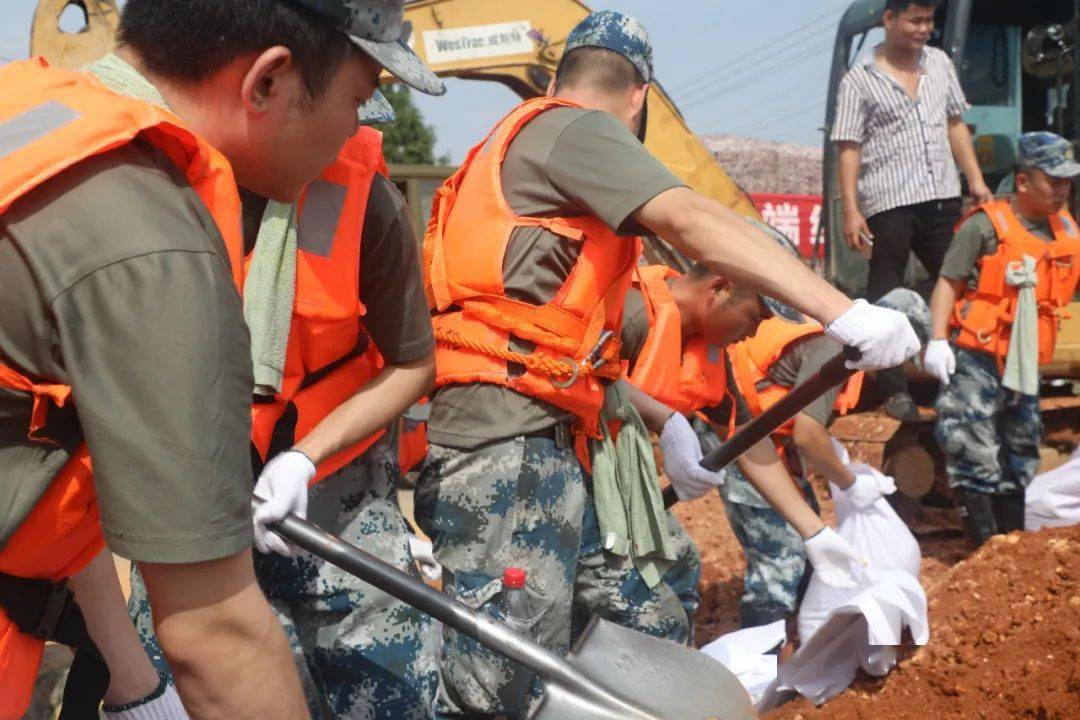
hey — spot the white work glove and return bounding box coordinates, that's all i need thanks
[253,449,315,556]
[824,299,921,371]
[923,338,956,386]
[843,469,897,510]
[104,680,189,720]
[803,526,865,590]
[658,412,726,501]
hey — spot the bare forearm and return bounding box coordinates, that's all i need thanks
[948,119,985,186]
[792,414,854,489]
[622,379,674,433]
[736,438,825,538]
[294,355,435,465]
[68,551,160,705]
[141,553,310,720]
[638,188,853,325]
[929,276,962,339]
[837,142,861,215]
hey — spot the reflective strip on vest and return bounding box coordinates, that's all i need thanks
[0,101,80,160]
[298,179,348,257]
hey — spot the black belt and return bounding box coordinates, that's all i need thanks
[523,423,573,450]
[0,573,110,719]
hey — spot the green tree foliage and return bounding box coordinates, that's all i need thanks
[378,83,450,165]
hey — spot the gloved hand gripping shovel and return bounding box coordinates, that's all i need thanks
[663,346,861,509]
[255,498,757,720]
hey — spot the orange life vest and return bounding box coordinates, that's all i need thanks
[728,317,863,438]
[0,59,243,720]
[424,97,642,437]
[951,198,1080,367]
[626,265,730,416]
[249,129,389,482]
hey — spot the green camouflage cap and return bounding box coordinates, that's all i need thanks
[563,10,653,84]
[743,217,806,324]
[284,0,445,95]
[1018,132,1080,179]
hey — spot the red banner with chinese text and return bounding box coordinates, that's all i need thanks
[751,193,823,260]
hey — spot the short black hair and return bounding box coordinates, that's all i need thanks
[884,0,943,14]
[554,46,644,95]
[119,0,353,97]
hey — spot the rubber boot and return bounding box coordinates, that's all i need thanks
[957,490,998,547]
[992,491,1026,534]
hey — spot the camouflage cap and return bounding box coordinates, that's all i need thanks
[563,10,653,84]
[357,89,396,125]
[283,0,445,95]
[1018,131,1080,179]
[743,217,806,324]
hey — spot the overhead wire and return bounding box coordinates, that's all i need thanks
[668,1,850,102]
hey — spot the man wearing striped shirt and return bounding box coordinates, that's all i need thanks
[832,0,992,420]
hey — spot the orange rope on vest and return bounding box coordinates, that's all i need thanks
[434,327,620,383]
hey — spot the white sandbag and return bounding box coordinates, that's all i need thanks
[1026,447,1080,530]
[759,570,928,711]
[798,469,921,642]
[700,620,786,705]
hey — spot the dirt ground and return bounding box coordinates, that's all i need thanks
[676,479,1080,720]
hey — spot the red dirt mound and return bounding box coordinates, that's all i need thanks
[765,524,1080,720]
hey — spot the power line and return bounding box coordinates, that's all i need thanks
[681,39,833,113]
[728,99,827,137]
[668,1,849,100]
[693,54,825,131]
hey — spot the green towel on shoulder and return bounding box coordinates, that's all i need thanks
[1003,254,1039,397]
[589,383,676,589]
[86,53,298,396]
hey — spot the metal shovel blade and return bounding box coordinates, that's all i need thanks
[531,616,756,720]
[261,503,756,720]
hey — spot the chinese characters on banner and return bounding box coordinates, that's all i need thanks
[752,194,824,260]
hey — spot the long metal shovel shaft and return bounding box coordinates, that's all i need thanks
[663,345,859,508]
[256,500,662,720]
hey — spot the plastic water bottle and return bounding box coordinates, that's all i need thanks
[497,567,535,716]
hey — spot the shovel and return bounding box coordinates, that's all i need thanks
[258,499,756,720]
[663,346,860,509]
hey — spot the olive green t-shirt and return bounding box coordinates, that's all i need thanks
[939,210,1053,288]
[0,141,255,562]
[240,175,433,365]
[427,107,684,448]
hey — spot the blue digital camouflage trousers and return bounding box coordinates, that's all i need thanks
[935,347,1043,495]
[572,499,702,646]
[415,435,587,718]
[719,462,818,628]
[129,438,439,719]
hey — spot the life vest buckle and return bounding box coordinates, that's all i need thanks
[550,358,580,389]
[976,328,993,345]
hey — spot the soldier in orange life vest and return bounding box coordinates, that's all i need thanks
[0,1,443,718]
[414,12,920,715]
[125,109,442,718]
[928,132,1080,546]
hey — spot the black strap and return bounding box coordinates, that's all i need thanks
[0,573,110,719]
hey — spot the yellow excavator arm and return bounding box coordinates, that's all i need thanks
[400,0,759,218]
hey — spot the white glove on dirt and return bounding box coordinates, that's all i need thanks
[825,299,921,371]
[923,338,956,386]
[804,526,865,590]
[253,450,315,556]
[659,413,726,501]
[104,680,189,720]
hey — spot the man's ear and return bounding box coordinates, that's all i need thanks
[710,276,732,294]
[630,82,649,115]
[546,76,557,97]
[240,46,295,113]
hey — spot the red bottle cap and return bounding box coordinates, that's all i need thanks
[503,567,526,590]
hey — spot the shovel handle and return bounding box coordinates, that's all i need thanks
[662,345,860,509]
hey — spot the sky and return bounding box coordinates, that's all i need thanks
[0,0,858,163]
